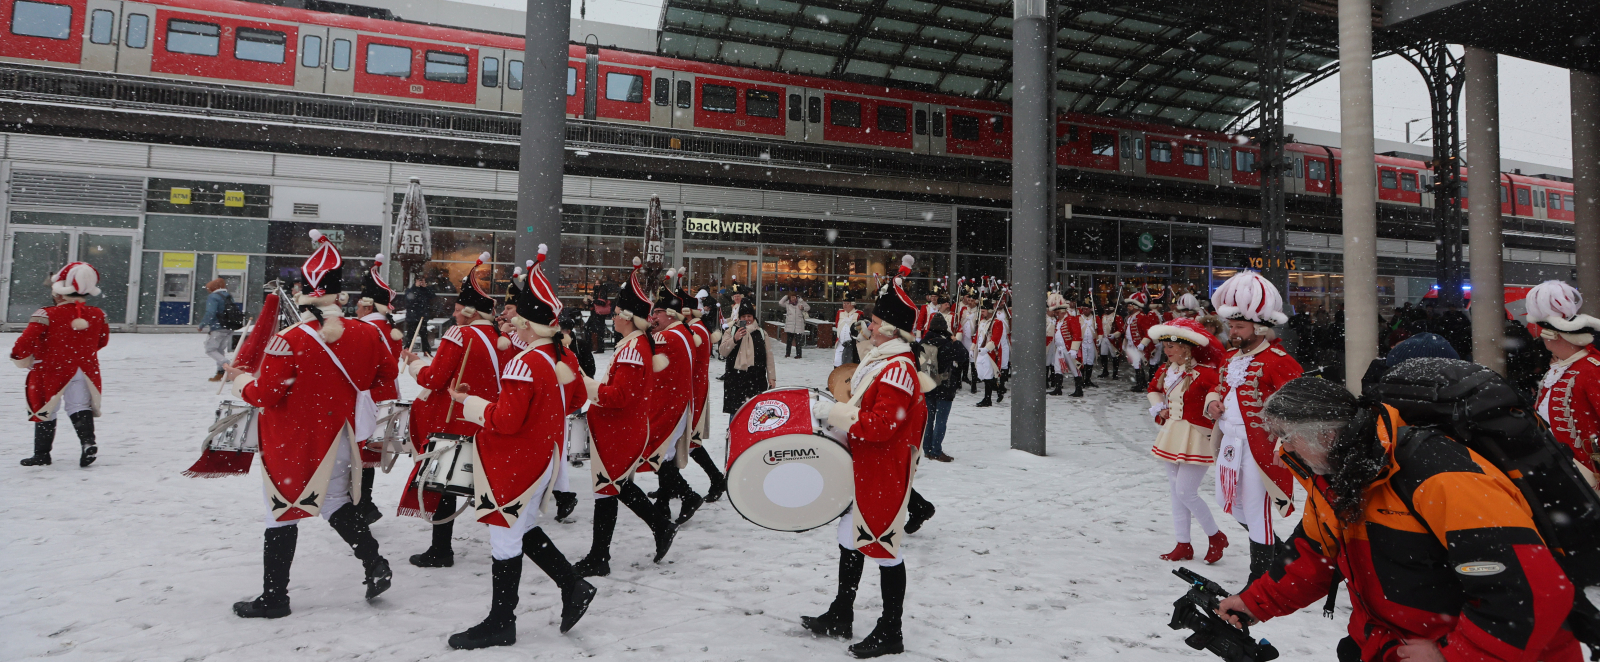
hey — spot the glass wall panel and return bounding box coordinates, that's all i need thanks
[7,231,70,323]
[79,234,132,323]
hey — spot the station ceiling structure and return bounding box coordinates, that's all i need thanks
[658,0,1410,133]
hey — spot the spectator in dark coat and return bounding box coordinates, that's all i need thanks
[920,315,966,462]
[1504,320,1551,403]
[401,275,436,355]
[719,304,775,416]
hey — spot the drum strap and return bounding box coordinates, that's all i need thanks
[465,326,502,391]
[357,317,396,360]
[299,324,361,394]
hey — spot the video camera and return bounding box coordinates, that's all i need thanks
[1168,568,1280,662]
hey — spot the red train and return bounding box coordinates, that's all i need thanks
[0,0,1577,220]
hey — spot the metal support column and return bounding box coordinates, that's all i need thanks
[516,0,575,266]
[1340,0,1379,394]
[1009,0,1053,456]
[1397,40,1466,310]
[1256,0,1301,297]
[1574,71,1600,314]
[1465,47,1504,373]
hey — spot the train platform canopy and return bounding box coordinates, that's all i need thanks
[1380,0,1600,74]
[658,0,1386,133]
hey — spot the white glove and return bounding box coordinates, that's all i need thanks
[1148,404,1168,421]
[810,396,834,423]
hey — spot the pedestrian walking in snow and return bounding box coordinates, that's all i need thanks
[14,261,109,468]
[199,278,235,382]
[782,292,810,358]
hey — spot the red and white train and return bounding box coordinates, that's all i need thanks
[0,0,1578,220]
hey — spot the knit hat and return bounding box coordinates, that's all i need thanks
[1212,270,1288,327]
[1384,332,1459,368]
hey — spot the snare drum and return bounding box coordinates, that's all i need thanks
[419,434,476,497]
[204,400,261,453]
[566,414,591,466]
[367,401,413,473]
[725,388,854,532]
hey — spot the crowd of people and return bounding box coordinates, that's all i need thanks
[11,241,1600,660]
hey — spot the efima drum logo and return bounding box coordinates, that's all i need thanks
[747,400,791,433]
[764,447,820,465]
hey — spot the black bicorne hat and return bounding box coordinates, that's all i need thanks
[455,252,497,314]
[653,269,684,314]
[514,245,561,326]
[872,255,919,332]
[614,257,653,319]
[502,261,529,308]
[359,254,394,308]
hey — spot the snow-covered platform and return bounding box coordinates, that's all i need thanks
[2,334,1347,660]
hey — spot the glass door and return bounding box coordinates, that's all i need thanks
[6,231,71,323]
[78,234,133,325]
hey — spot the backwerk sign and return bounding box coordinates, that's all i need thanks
[687,217,762,236]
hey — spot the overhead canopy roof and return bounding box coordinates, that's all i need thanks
[658,0,1385,132]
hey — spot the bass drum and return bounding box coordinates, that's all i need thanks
[725,387,853,532]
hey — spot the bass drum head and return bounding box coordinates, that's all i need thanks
[727,433,853,532]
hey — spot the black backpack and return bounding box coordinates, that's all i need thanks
[1371,358,1600,588]
[218,292,245,331]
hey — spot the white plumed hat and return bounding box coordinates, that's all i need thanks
[1212,270,1287,326]
[51,261,101,297]
[1524,280,1600,337]
[1177,292,1201,312]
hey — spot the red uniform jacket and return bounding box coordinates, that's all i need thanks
[978,316,1005,366]
[241,318,396,522]
[587,332,653,495]
[1128,312,1162,357]
[1109,314,1126,343]
[462,344,565,529]
[1536,349,1600,470]
[411,321,510,439]
[1209,340,1303,515]
[835,352,927,560]
[356,313,402,402]
[639,323,694,472]
[534,342,587,417]
[11,301,109,422]
[1146,362,1219,430]
[687,318,712,443]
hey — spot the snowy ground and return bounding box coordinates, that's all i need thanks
[1,333,1350,661]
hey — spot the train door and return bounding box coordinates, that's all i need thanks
[502,52,523,113]
[802,88,825,143]
[81,0,121,72]
[785,86,806,141]
[476,48,504,110]
[650,68,674,126]
[1304,155,1329,194]
[670,72,696,129]
[294,26,328,93]
[924,105,946,155]
[115,2,153,74]
[323,28,357,96]
[1530,187,1547,220]
[910,102,933,153]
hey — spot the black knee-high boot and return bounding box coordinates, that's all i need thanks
[976,380,994,407]
[803,545,865,638]
[448,556,522,649]
[21,419,56,466]
[524,528,597,633]
[1130,367,1146,392]
[849,563,907,658]
[1099,359,1110,379]
[690,446,726,502]
[328,504,391,600]
[411,493,456,567]
[905,489,935,534]
[1248,539,1279,586]
[655,462,703,525]
[234,525,298,618]
[1048,371,1063,396]
[576,496,618,577]
[553,491,578,521]
[68,411,96,467]
[618,481,678,563]
[1070,375,1084,398]
[358,467,381,524]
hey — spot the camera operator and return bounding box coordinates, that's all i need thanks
[1215,377,1580,662]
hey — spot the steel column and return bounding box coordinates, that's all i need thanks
[1396,41,1466,310]
[1010,0,1053,456]
[1575,71,1600,315]
[1465,47,1504,373]
[1339,0,1378,394]
[516,0,575,266]
[1256,0,1301,297]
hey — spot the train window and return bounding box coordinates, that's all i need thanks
[425,51,469,84]
[676,80,692,108]
[509,60,523,90]
[1457,182,1468,198]
[914,109,927,135]
[125,13,148,48]
[301,35,321,67]
[166,19,220,56]
[565,66,575,95]
[1566,194,1576,210]
[701,84,736,112]
[745,89,780,118]
[950,114,979,141]
[830,99,861,128]
[331,39,350,71]
[877,106,907,133]
[1133,138,1144,160]
[1308,160,1326,181]
[992,116,1004,133]
[1091,132,1115,156]
[653,78,668,105]
[1122,135,1132,155]
[10,0,72,40]
[235,28,285,64]
[1421,174,1432,189]
[1550,192,1563,211]
[1182,145,1205,167]
[89,9,112,44]
[481,57,499,87]
[931,111,943,137]
[1233,149,1254,172]
[1380,170,1397,189]
[1533,190,1545,208]
[789,94,802,122]
[808,97,822,123]
[1516,188,1529,206]
[1147,140,1172,163]
[1499,185,1508,202]
[1067,125,1079,143]
[1208,147,1219,168]
[1400,172,1417,192]
[365,43,411,77]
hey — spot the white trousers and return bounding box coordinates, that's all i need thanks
[264,434,352,528]
[1081,346,1095,367]
[975,352,1000,381]
[45,370,95,419]
[1166,461,1218,544]
[553,431,571,493]
[1216,426,1272,545]
[836,512,903,567]
[487,470,552,560]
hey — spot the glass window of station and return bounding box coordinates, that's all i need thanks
[1053,215,1209,312]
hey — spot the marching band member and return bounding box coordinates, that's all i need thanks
[1203,270,1302,582]
[1122,292,1161,392]
[574,258,678,577]
[639,270,703,524]
[445,245,597,649]
[973,295,1005,407]
[913,284,943,341]
[14,261,110,468]
[229,231,399,618]
[1174,291,1203,320]
[679,283,726,503]
[1100,303,1123,383]
[834,300,862,368]
[1044,292,1076,397]
[804,255,930,659]
[1523,280,1600,488]
[352,254,404,524]
[1077,298,1098,388]
[1145,318,1227,564]
[997,285,1012,398]
[959,283,980,393]
[500,261,585,522]
[398,252,512,569]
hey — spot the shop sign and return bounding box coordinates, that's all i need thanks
[224,190,245,207]
[170,187,192,205]
[1243,255,1297,270]
[1137,232,1155,252]
[216,254,248,271]
[162,252,195,269]
[687,217,761,236]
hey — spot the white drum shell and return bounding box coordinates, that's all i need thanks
[726,433,854,532]
[421,435,476,497]
[566,414,590,464]
[206,400,261,453]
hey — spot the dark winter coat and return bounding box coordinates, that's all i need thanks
[721,325,770,415]
[921,330,967,402]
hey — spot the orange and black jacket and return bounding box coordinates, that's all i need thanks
[1238,406,1581,662]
